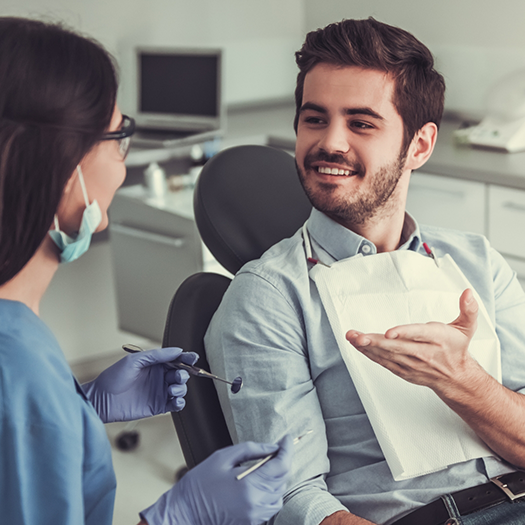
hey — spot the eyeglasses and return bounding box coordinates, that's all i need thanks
[100,115,136,160]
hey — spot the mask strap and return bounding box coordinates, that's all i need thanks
[52,166,90,232]
[76,165,90,207]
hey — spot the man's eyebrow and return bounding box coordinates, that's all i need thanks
[345,107,384,121]
[299,102,327,114]
[299,103,385,122]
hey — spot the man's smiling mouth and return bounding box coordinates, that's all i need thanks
[316,166,358,176]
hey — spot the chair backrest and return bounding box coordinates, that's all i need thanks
[166,145,311,468]
[194,144,312,274]
[164,272,233,468]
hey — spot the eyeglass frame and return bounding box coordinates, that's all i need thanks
[100,115,136,160]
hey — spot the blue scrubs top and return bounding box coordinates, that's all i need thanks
[0,299,116,524]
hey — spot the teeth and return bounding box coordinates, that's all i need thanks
[318,166,352,176]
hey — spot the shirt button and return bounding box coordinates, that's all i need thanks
[361,244,371,254]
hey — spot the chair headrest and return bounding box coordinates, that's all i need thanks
[194,145,312,275]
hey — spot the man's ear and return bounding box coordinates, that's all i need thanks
[404,122,438,171]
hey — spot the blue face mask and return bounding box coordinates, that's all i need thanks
[49,166,102,263]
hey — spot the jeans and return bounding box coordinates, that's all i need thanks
[441,495,525,524]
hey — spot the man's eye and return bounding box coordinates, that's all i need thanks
[303,116,324,125]
[351,121,373,130]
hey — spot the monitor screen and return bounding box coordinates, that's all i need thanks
[135,47,222,131]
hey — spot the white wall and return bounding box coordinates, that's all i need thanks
[304,0,525,118]
[0,0,305,108]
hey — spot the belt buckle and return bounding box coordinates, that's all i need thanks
[490,474,525,502]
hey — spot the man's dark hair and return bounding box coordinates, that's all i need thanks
[294,18,445,154]
[0,17,118,284]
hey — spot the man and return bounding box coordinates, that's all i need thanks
[205,18,525,525]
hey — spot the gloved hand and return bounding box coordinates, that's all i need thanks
[82,347,198,423]
[140,436,293,525]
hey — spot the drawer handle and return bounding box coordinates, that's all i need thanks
[110,223,186,248]
[503,201,525,213]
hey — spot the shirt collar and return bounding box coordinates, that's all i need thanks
[306,208,422,263]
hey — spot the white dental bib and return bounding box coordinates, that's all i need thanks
[304,225,501,481]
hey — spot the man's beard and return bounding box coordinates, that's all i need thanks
[296,150,407,227]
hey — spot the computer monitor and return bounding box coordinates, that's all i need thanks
[134,47,223,135]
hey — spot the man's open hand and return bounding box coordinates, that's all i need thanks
[345,289,480,392]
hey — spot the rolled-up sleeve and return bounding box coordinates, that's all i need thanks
[205,269,347,525]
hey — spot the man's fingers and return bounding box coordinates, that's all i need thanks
[357,345,417,375]
[451,288,478,337]
[383,322,449,343]
[349,294,478,345]
[348,325,440,346]
[346,330,371,346]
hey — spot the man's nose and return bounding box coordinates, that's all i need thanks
[317,121,350,155]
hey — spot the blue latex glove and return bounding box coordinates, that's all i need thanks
[140,436,293,525]
[82,347,198,423]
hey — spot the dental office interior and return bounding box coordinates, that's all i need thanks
[5,0,525,522]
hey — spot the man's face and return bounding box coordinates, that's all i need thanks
[295,63,409,228]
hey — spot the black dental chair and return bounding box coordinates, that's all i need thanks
[163,144,312,469]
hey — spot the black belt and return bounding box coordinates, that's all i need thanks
[392,471,525,525]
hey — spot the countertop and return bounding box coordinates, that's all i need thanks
[116,183,195,221]
[127,102,525,191]
[422,121,525,190]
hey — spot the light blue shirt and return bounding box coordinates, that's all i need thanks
[0,300,116,524]
[206,208,525,525]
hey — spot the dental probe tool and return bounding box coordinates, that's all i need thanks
[122,344,243,394]
[236,430,314,481]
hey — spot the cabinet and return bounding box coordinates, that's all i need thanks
[488,185,525,259]
[406,172,486,235]
[487,185,525,281]
[109,186,204,342]
[407,171,525,283]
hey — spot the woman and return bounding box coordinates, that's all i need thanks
[0,17,291,525]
